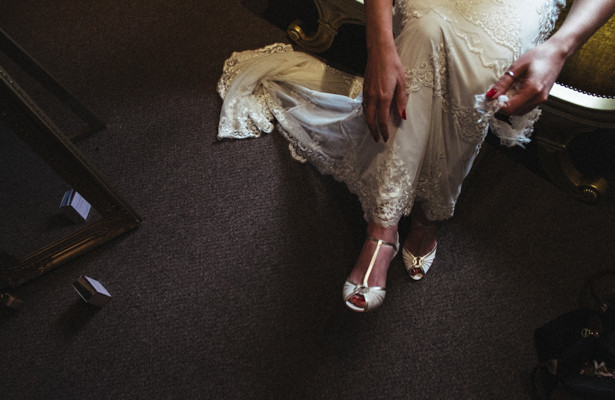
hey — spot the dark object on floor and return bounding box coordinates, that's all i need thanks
[532,270,615,399]
[0,292,23,310]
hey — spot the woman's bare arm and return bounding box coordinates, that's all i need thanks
[489,0,615,115]
[362,0,407,142]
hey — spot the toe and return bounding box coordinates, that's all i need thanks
[350,295,366,309]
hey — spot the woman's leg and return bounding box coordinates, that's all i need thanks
[346,221,399,309]
[401,203,438,280]
[403,203,437,257]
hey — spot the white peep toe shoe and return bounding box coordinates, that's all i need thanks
[403,243,437,280]
[343,235,399,312]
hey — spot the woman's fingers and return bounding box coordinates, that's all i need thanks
[485,65,543,115]
[500,82,547,115]
[363,97,381,142]
[377,99,391,142]
[486,67,518,100]
[394,81,408,121]
[362,48,408,143]
[364,82,407,143]
[485,42,565,116]
[364,96,392,142]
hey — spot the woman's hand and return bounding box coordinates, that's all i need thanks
[486,0,615,116]
[486,41,567,116]
[362,0,406,142]
[363,45,407,142]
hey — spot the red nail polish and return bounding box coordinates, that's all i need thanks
[486,88,497,99]
[402,110,407,120]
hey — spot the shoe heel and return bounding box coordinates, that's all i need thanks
[343,235,398,312]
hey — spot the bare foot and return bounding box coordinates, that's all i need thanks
[346,222,398,309]
[403,207,437,257]
[403,219,437,257]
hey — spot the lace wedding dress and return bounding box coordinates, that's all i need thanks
[217,0,565,227]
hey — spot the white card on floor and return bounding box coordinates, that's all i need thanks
[73,275,112,307]
[60,189,91,223]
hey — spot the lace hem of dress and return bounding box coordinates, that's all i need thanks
[217,44,294,139]
[272,105,416,227]
[217,43,364,140]
[474,91,541,147]
[217,43,293,99]
[218,45,416,227]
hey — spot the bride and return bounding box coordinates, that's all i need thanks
[218,0,615,312]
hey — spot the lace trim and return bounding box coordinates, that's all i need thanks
[217,43,364,140]
[292,135,416,227]
[536,0,566,44]
[404,43,449,109]
[452,105,489,144]
[270,99,415,227]
[217,43,294,139]
[397,1,522,74]
[361,144,417,226]
[415,158,456,221]
[396,0,563,76]
[217,43,292,99]
[218,94,274,139]
[475,90,542,147]
[453,1,523,57]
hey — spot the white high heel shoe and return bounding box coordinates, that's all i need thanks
[343,235,399,312]
[403,243,437,280]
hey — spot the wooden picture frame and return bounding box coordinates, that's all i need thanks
[0,66,140,288]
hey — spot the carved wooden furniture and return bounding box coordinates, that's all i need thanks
[535,86,615,202]
[534,5,615,202]
[287,0,365,53]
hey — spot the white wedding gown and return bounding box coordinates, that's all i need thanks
[217,0,565,227]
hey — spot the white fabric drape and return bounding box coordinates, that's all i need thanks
[217,0,565,227]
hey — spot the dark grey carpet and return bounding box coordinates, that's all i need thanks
[1,1,614,399]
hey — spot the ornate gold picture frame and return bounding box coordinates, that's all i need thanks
[0,66,140,288]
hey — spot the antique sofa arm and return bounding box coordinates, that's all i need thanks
[287,0,365,54]
[535,5,615,202]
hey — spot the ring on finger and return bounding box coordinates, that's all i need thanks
[505,70,515,79]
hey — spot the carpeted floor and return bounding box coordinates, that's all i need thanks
[1,1,614,399]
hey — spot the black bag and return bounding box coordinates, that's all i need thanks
[532,270,615,399]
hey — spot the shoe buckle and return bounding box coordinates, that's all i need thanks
[357,286,369,295]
